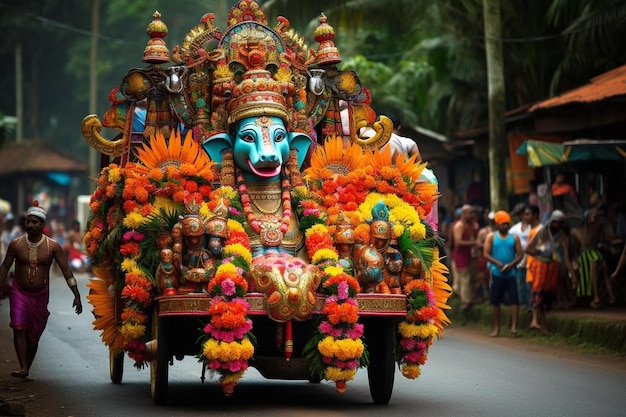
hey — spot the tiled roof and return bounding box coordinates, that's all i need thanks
[0,141,88,176]
[530,64,626,111]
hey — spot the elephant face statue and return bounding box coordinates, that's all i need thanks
[203,116,312,181]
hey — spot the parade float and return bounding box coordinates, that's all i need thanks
[83,0,451,405]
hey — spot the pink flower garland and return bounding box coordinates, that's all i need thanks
[397,279,439,379]
[316,273,364,393]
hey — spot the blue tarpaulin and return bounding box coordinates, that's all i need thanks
[47,172,73,186]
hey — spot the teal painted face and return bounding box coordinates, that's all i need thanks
[234,116,290,180]
[201,115,313,181]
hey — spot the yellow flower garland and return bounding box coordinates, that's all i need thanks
[325,367,357,382]
[318,336,364,361]
[202,338,255,362]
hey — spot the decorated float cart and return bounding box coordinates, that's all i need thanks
[83,0,451,405]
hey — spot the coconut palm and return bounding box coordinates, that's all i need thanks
[546,0,626,94]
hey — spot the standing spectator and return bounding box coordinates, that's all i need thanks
[483,210,523,337]
[525,210,577,335]
[51,221,67,274]
[551,171,577,202]
[474,211,495,302]
[438,206,453,242]
[445,205,462,289]
[551,171,577,216]
[2,214,22,270]
[610,242,626,282]
[509,204,532,312]
[452,204,478,322]
[465,170,488,208]
[65,220,88,273]
[0,201,82,380]
[519,205,543,329]
[2,214,22,246]
[52,221,67,247]
[570,206,616,308]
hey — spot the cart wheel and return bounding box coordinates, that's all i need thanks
[366,319,395,405]
[150,306,170,405]
[109,349,124,384]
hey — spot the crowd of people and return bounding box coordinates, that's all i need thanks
[439,178,625,337]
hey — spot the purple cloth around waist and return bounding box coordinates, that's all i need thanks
[9,280,50,345]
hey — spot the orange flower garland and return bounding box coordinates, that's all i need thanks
[315,271,364,393]
[85,132,219,369]
[200,216,254,396]
[302,220,365,393]
[397,279,439,379]
[201,263,254,396]
[302,135,451,382]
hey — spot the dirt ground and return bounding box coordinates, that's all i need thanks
[0,314,72,417]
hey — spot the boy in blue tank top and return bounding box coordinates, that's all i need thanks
[483,210,523,337]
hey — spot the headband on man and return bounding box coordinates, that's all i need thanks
[26,200,47,221]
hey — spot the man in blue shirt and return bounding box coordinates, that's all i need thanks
[483,210,523,337]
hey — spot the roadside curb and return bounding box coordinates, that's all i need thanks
[446,298,626,354]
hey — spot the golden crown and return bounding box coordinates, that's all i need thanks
[226,69,295,126]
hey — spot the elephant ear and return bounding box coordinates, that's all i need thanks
[288,132,313,169]
[202,132,233,164]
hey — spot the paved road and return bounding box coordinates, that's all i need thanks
[1,273,625,416]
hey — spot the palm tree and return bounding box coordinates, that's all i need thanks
[546,0,626,94]
[483,0,507,210]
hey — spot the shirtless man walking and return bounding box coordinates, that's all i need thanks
[0,201,82,381]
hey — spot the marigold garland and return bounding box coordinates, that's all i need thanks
[396,278,439,379]
[85,120,452,393]
[85,132,219,369]
[199,231,254,396]
[303,136,452,383]
[302,223,365,394]
[314,271,364,392]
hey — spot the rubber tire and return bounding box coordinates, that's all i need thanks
[150,307,170,405]
[109,349,124,384]
[366,319,395,405]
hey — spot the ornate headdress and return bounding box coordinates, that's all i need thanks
[370,201,391,239]
[202,0,316,134]
[217,5,295,129]
[205,201,229,239]
[335,212,355,244]
[181,215,205,237]
[26,200,47,221]
[180,200,205,237]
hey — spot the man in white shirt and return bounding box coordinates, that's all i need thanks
[509,204,542,312]
[389,115,421,161]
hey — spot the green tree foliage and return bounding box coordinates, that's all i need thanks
[0,0,624,160]
[271,0,626,137]
[0,0,235,158]
[546,0,626,93]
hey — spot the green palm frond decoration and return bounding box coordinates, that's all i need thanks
[397,227,441,270]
